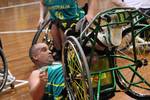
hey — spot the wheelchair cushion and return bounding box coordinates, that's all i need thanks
[97,25,123,47]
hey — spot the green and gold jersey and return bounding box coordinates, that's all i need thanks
[44,64,65,99]
[44,0,85,21]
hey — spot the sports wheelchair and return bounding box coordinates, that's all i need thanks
[31,7,150,100]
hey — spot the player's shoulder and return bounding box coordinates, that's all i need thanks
[49,62,63,69]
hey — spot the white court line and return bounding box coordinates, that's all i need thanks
[2,80,28,92]
[0,29,48,34]
[0,1,40,10]
[0,30,37,34]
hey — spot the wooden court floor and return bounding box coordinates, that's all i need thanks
[0,0,149,100]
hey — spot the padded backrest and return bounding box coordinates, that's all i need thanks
[80,8,137,48]
[100,10,131,47]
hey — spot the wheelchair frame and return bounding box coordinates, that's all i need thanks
[31,7,150,100]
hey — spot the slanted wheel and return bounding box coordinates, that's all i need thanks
[30,19,54,58]
[0,48,8,91]
[115,54,150,99]
[62,36,93,100]
[31,19,53,46]
[115,24,150,99]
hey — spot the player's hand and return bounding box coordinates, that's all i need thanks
[39,71,48,84]
[38,18,45,29]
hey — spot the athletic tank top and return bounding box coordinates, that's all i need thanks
[44,64,65,99]
[44,0,85,21]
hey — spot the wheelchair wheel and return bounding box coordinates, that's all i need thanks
[0,48,8,91]
[115,31,150,99]
[62,36,93,100]
[32,19,53,46]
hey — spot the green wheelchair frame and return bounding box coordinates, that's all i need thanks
[62,8,150,100]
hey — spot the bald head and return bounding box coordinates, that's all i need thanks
[30,43,47,58]
[29,43,54,67]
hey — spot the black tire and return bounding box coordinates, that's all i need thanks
[32,19,52,45]
[0,48,8,91]
[115,51,150,99]
[30,19,54,58]
[62,36,93,100]
[116,17,150,99]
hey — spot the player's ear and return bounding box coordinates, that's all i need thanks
[32,54,40,60]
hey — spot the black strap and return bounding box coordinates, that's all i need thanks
[0,39,3,49]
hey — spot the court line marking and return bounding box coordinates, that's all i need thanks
[0,29,48,34]
[0,1,40,10]
[2,80,28,92]
[0,30,37,34]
